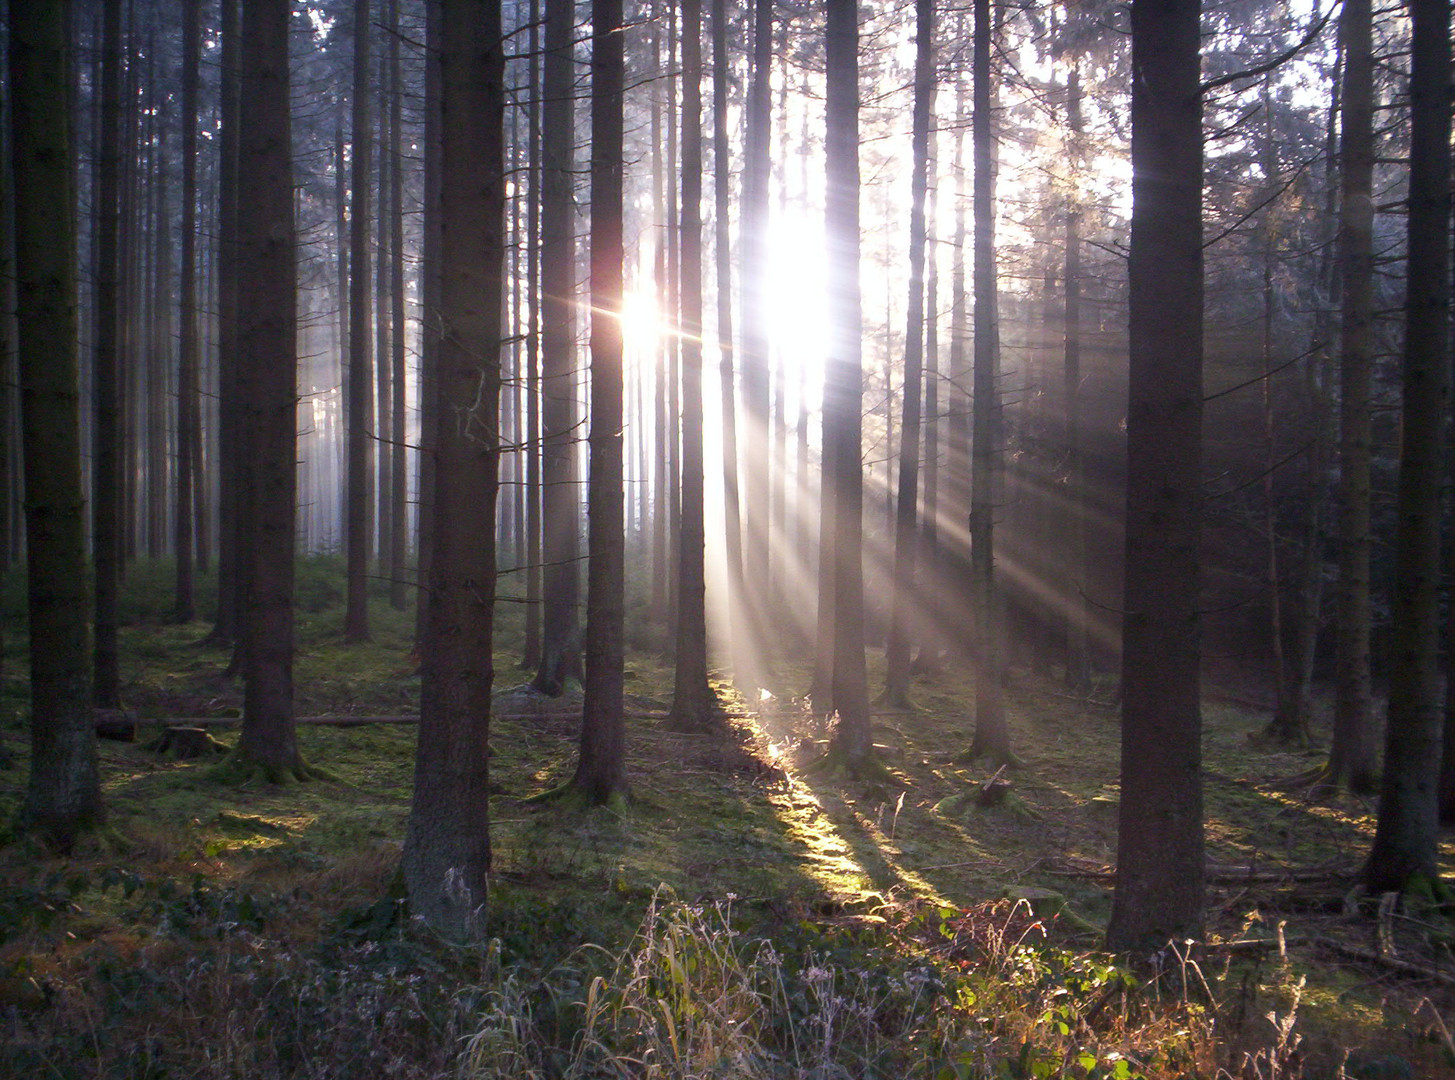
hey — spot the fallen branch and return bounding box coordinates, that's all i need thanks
[1312,936,1455,987]
[1046,858,1355,885]
[140,711,750,727]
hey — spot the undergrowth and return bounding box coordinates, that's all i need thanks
[1,559,1453,1077]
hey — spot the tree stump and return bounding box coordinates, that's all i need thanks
[146,726,229,760]
[976,764,1012,806]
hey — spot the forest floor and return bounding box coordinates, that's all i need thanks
[0,559,1453,1078]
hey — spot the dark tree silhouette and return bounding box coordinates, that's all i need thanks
[668,0,712,729]
[345,0,374,645]
[572,0,630,805]
[529,0,582,696]
[818,0,873,774]
[883,0,933,707]
[10,0,103,848]
[1328,0,1377,794]
[1364,0,1449,896]
[402,0,505,935]
[1106,0,1205,952]
[174,0,201,624]
[712,0,746,688]
[968,0,1008,763]
[92,0,123,706]
[225,0,317,784]
[209,0,242,652]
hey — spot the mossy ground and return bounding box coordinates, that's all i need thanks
[0,557,1451,1077]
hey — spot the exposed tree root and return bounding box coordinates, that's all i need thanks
[209,750,336,786]
[953,746,1025,770]
[523,779,630,815]
[873,686,916,711]
[660,701,727,735]
[9,812,108,856]
[801,743,900,786]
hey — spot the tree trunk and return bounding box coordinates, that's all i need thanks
[738,0,772,684]
[414,0,442,646]
[883,0,934,706]
[1271,69,1341,746]
[146,95,170,563]
[668,0,712,728]
[174,0,201,624]
[11,0,104,848]
[1329,0,1377,794]
[1364,0,1449,896]
[663,2,681,651]
[208,0,241,650]
[375,37,394,604]
[573,0,629,805]
[649,45,670,632]
[968,0,1007,764]
[944,69,971,664]
[92,0,123,705]
[228,0,310,783]
[1105,0,1205,953]
[402,0,504,937]
[388,0,408,613]
[529,0,582,696]
[1062,61,1090,693]
[345,0,373,644]
[712,0,746,686]
[520,0,542,657]
[0,21,12,681]
[1257,79,1289,734]
[913,131,940,676]
[334,109,351,551]
[821,0,872,770]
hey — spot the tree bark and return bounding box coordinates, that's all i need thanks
[944,67,971,664]
[1364,0,1449,896]
[520,0,543,657]
[1061,61,1091,693]
[11,0,104,847]
[208,0,241,649]
[415,0,442,646]
[711,0,746,687]
[737,0,772,684]
[821,0,872,769]
[229,0,309,783]
[968,0,1007,763]
[345,0,374,644]
[1329,0,1377,794]
[573,0,629,804]
[92,0,123,705]
[1105,0,1205,953]
[669,0,712,729]
[375,35,394,606]
[402,0,504,937]
[530,0,582,696]
[174,0,201,624]
[388,0,408,613]
[883,0,934,706]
